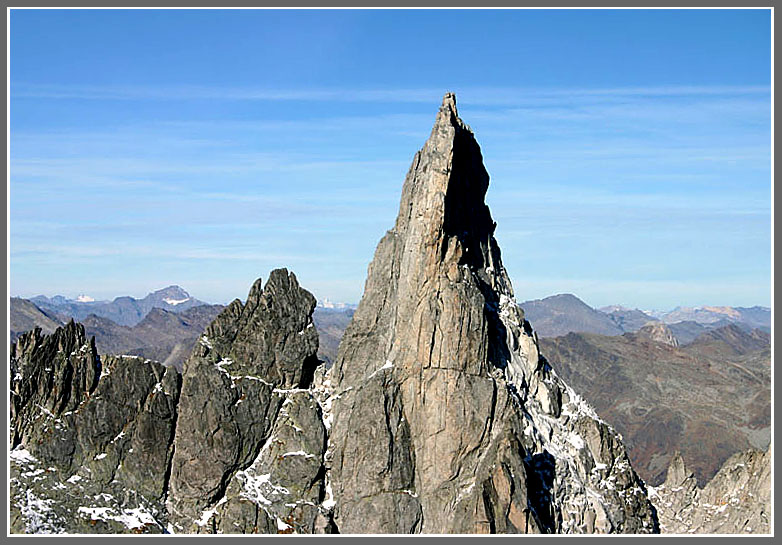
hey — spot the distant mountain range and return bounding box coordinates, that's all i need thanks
[316,299,357,311]
[657,305,771,329]
[13,288,769,365]
[519,294,770,342]
[311,307,355,367]
[29,286,208,327]
[81,305,225,370]
[10,295,224,370]
[11,287,352,369]
[10,287,772,484]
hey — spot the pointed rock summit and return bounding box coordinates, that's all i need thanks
[663,452,697,490]
[10,95,670,535]
[327,94,658,533]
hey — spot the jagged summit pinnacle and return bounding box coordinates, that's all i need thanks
[329,95,658,533]
[436,92,458,122]
[390,90,498,289]
[430,91,470,135]
[442,91,456,111]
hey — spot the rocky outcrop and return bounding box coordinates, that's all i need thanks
[11,321,101,448]
[325,93,658,534]
[9,269,323,535]
[601,306,660,333]
[649,449,770,534]
[166,268,327,534]
[636,322,679,347]
[10,323,180,533]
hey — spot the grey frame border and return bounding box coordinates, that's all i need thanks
[2,3,775,545]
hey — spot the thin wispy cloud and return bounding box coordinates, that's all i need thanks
[9,10,771,306]
[10,83,771,104]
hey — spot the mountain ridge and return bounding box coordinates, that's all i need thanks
[519,293,769,341]
[539,325,770,487]
[28,285,209,327]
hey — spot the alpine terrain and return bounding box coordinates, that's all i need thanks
[8,94,768,534]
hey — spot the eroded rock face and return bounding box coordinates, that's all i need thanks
[326,94,658,534]
[11,321,101,448]
[649,449,770,534]
[10,323,180,533]
[167,268,327,534]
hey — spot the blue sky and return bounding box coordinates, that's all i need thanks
[10,9,771,310]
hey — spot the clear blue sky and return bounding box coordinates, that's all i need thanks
[10,9,771,311]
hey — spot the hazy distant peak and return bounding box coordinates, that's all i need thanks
[529,293,592,308]
[636,321,679,347]
[316,298,357,310]
[22,285,207,327]
[151,285,191,299]
[599,304,630,313]
[520,293,624,337]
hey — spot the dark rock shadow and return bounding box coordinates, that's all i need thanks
[524,450,557,533]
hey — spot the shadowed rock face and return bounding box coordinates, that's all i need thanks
[327,94,658,534]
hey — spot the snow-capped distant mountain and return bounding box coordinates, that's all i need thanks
[26,286,209,327]
[317,298,357,310]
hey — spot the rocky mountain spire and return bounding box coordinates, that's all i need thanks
[663,452,696,489]
[9,95,667,535]
[167,269,327,534]
[9,270,326,535]
[327,93,658,533]
[11,321,101,448]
